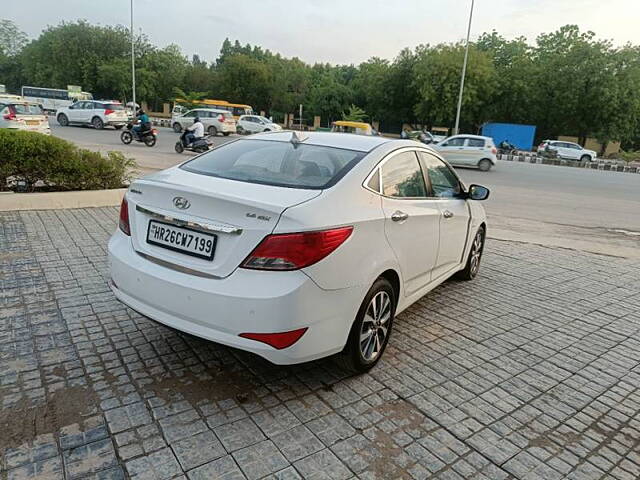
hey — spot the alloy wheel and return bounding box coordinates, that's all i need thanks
[359,291,391,361]
[469,230,483,276]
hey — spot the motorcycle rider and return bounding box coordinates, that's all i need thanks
[132,108,150,137]
[185,116,204,146]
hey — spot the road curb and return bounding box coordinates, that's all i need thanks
[497,153,640,173]
[0,188,125,211]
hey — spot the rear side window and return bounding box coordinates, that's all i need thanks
[444,138,465,147]
[467,138,485,147]
[380,151,427,198]
[104,103,124,110]
[12,104,44,115]
[181,139,365,189]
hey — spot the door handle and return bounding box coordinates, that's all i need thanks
[443,210,454,219]
[391,211,409,222]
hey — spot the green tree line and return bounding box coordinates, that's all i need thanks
[2,19,640,147]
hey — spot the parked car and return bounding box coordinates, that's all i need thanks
[109,131,489,372]
[172,108,236,136]
[237,115,282,134]
[56,100,128,129]
[537,140,597,162]
[0,101,51,135]
[433,134,497,171]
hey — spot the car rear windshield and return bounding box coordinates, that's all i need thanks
[181,139,366,189]
[13,103,44,115]
[103,103,124,110]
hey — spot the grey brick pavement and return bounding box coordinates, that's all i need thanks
[1,207,640,479]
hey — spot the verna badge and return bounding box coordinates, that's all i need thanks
[173,197,191,210]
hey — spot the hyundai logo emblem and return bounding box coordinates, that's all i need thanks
[173,197,191,210]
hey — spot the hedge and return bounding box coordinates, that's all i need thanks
[0,129,136,191]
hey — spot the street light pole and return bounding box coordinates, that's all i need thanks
[130,0,136,110]
[453,0,475,135]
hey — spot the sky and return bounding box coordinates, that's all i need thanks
[4,0,640,65]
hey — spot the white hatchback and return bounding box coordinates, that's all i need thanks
[108,132,489,371]
[172,108,236,136]
[0,101,51,135]
[433,134,498,171]
[237,115,282,134]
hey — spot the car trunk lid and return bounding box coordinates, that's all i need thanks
[128,167,321,278]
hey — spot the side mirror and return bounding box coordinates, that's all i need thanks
[468,184,490,201]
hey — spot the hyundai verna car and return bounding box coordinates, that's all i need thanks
[108,131,489,372]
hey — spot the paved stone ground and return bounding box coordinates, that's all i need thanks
[1,207,640,480]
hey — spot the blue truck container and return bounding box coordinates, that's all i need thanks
[481,123,536,151]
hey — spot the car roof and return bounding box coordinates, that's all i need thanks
[448,134,492,140]
[332,120,371,129]
[244,131,391,152]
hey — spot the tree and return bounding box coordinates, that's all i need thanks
[413,43,496,131]
[0,19,27,57]
[342,105,367,122]
[216,54,274,111]
[352,58,391,123]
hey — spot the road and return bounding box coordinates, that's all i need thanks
[52,123,640,257]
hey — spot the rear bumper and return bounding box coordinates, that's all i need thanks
[220,124,236,132]
[108,230,362,364]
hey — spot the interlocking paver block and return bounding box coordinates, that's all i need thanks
[293,448,351,480]
[63,438,118,479]
[104,402,152,433]
[125,447,182,480]
[214,418,266,452]
[232,440,290,479]
[272,425,324,462]
[172,430,226,470]
[187,455,246,480]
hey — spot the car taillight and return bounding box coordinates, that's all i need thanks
[3,106,16,120]
[119,197,130,236]
[491,147,497,154]
[104,109,114,115]
[241,226,353,270]
[218,115,225,122]
[239,328,308,349]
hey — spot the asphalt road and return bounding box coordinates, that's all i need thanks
[51,123,640,255]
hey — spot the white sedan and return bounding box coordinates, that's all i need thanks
[108,132,489,371]
[237,115,282,134]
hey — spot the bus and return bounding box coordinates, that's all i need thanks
[21,86,93,112]
[174,98,253,119]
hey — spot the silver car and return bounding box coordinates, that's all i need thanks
[0,101,51,135]
[171,108,236,136]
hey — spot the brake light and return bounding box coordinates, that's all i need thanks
[491,147,497,154]
[218,114,225,122]
[239,328,308,349]
[241,226,353,270]
[3,106,16,121]
[104,109,114,115]
[119,197,131,236]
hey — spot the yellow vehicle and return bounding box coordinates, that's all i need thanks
[175,99,253,119]
[331,120,375,135]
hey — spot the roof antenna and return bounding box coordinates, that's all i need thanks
[290,130,309,147]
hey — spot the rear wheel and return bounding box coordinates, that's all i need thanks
[57,114,69,126]
[174,142,184,153]
[173,122,182,133]
[580,154,592,163]
[120,131,133,145]
[208,126,218,136]
[114,125,124,130]
[263,128,271,132]
[339,277,395,373]
[456,226,485,281]
[223,132,230,136]
[144,135,157,147]
[92,116,104,130]
[478,159,492,171]
[237,126,244,135]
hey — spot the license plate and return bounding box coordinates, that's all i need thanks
[25,120,39,125]
[146,220,216,260]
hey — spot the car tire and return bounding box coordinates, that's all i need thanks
[173,123,182,133]
[91,117,104,130]
[339,277,395,373]
[263,128,271,132]
[114,125,124,130]
[237,126,244,135]
[57,114,69,126]
[456,226,485,281]
[174,142,184,153]
[223,132,230,136]
[580,154,592,163]
[208,126,218,136]
[478,159,492,171]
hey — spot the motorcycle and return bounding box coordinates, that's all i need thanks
[120,123,158,147]
[498,141,518,155]
[175,130,213,154]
